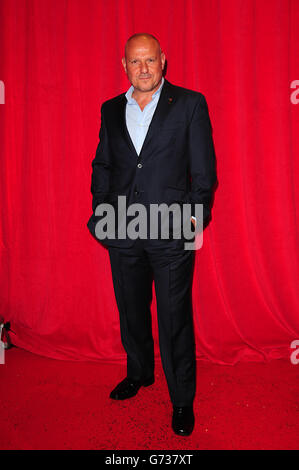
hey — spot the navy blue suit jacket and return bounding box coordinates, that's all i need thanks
[87,78,217,247]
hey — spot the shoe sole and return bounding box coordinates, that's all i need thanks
[143,377,155,387]
[173,429,194,437]
[110,377,155,400]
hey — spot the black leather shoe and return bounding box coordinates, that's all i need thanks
[172,406,195,436]
[109,376,154,400]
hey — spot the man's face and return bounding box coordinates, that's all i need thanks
[122,38,165,94]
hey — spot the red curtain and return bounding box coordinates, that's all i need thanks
[1,0,298,364]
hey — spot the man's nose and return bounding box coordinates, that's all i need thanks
[140,61,149,73]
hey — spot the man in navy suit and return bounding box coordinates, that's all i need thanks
[87,33,216,436]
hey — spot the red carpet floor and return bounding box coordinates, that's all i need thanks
[0,347,298,450]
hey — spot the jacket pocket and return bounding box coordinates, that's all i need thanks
[165,186,187,202]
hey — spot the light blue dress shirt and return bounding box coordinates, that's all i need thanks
[125,77,165,156]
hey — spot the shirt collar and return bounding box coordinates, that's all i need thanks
[125,76,165,104]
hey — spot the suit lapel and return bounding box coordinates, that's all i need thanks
[138,79,175,160]
[117,94,139,158]
[117,79,176,160]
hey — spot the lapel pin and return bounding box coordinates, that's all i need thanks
[168,97,173,104]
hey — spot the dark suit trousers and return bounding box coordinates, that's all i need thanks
[108,238,196,407]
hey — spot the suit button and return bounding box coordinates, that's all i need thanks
[134,190,139,196]
[137,163,143,169]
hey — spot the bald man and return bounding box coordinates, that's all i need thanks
[87,33,217,436]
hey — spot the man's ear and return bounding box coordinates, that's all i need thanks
[161,52,166,70]
[121,57,127,73]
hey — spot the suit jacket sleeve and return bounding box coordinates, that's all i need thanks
[90,103,111,212]
[188,94,217,225]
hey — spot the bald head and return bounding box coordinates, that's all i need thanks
[122,33,165,96]
[124,33,162,57]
